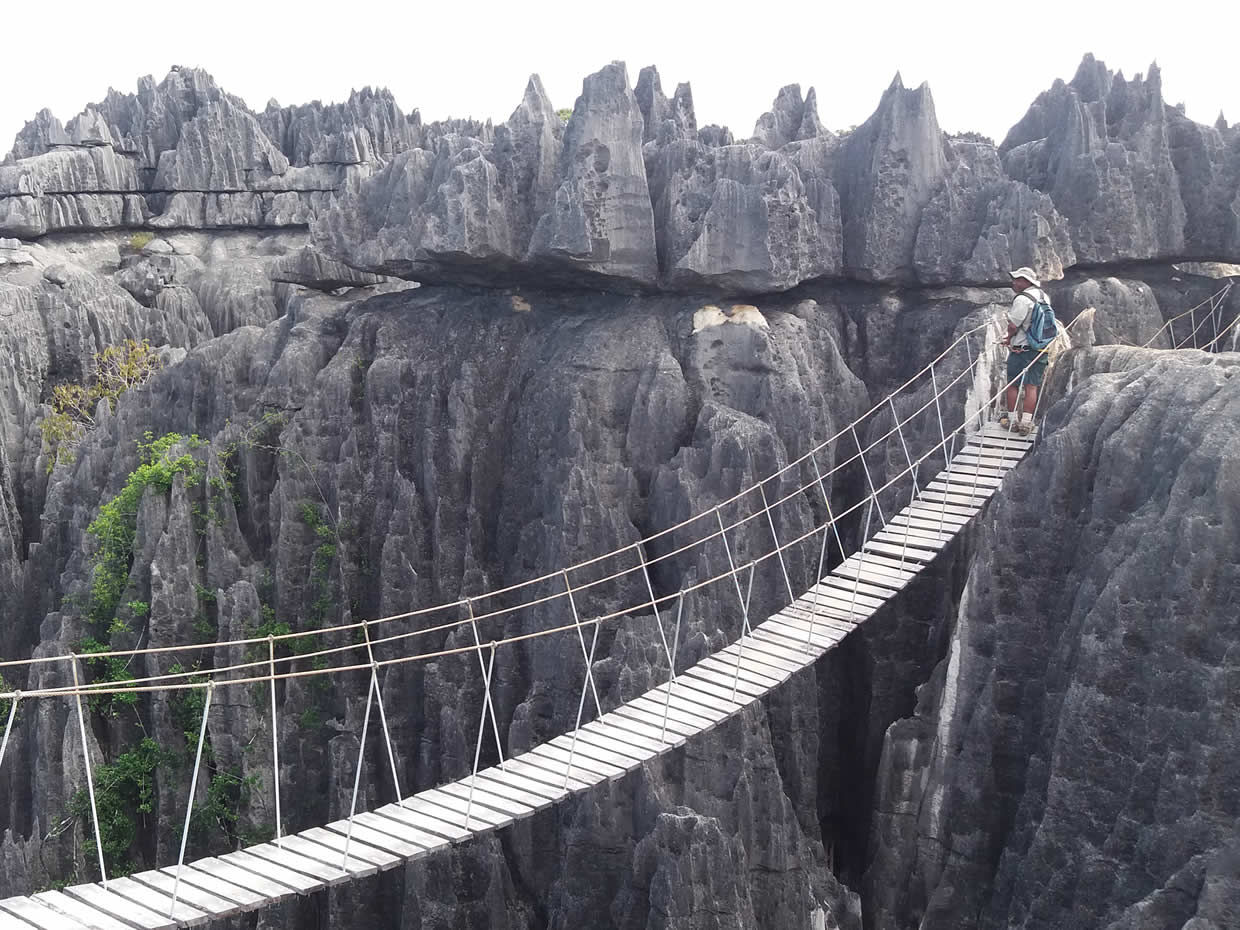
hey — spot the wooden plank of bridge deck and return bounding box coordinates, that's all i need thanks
[885,514,969,539]
[460,767,563,810]
[627,693,722,743]
[579,719,667,759]
[611,703,699,741]
[781,599,857,633]
[717,634,805,676]
[229,845,343,888]
[766,613,846,650]
[918,488,994,511]
[869,524,946,550]
[928,474,1002,495]
[415,787,514,830]
[698,650,788,688]
[627,694,718,739]
[142,865,266,911]
[105,877,215,926]
[642,681,743,724]
[978,424,1035,445]
[714,638,802,678]
[800,583,882,617]
[941,459,1008,479]
[674,669,758,704]
[873,523,952,548]
[129,872,245,917]
[592,709,679,751]
[172,857,300,902]
[323,812,439,859]
[598,707,683,748]
[503,753,598,794]
[739,629,824,669]
[750,626,826,663]
[242,840,357,883]
[545,729,646,773]
[905,494,979,517]
[438,776,544,820]
[612,700,700,740]
[685,657,776,699]
[370,801,472,844]
[774,612,854,650]
[297,827,403,872]
[30,892,138,930]
[833,555,916,587]
[863,535,938,561]
[0,895,91,930]
[217,850,321,894]
[530,739,628,782]
[63,883,176,930]
[477,764,571,804]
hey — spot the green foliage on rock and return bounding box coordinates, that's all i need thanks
[68,737,175,877]
[39,339,163,471]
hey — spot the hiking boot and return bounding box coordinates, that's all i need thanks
[1018,420,1033,436]
[998,414,1013,430]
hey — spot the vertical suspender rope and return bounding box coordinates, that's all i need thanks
[268,635,283,849]
[715,507,754,639]
[887,395,920,572]
[562,571,602,718]
[851,425,886,527]
[171,681,213,916]
[809,451,850,623]
[758,482,796,605]
[634,544,678,679]
[0,693,18,775]
[362,620,405,808]
[731,564,755,702]
[930,362,953,540]
[465,642,497,831]
[343,668,376,869]
[659,594,684,744]
[564,619,600,790]
[71,657,108,889]
[465,599,505,770]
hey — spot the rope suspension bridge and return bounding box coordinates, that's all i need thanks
[0,284,1233,930]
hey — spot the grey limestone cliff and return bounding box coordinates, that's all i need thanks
[864,346,1240,930]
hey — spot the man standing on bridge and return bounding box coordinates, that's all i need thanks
[999,266,1050,435]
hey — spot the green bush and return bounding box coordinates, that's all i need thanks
[68,737,175,877]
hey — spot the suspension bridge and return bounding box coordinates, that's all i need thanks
[0,284,1233,930]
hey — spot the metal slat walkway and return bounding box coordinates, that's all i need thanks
[0,423,1034,930]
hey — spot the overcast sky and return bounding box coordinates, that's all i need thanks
[4,0,1237,154]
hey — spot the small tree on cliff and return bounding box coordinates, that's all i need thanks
[39,339,162,470]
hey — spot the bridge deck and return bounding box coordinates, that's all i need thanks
[0,424,1033,929]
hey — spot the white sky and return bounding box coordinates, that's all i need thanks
[4,0,1237,155]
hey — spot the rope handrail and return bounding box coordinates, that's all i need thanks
[2,334,1032,702]
[0,319,996,677]
[1143,282,1233,348]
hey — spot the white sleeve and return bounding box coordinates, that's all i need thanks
[1007,295,1032,328]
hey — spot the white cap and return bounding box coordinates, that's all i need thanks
[1009,266,1040,287]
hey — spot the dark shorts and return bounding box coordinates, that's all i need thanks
[1007,348,1048,387]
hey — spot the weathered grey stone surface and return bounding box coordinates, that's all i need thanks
[1045,274,1169,348]
[527,62,659,287]
[1000,56,1240,265]
[914,139,1075,285]
[835,75,948,282]
[865,347,1240,930]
